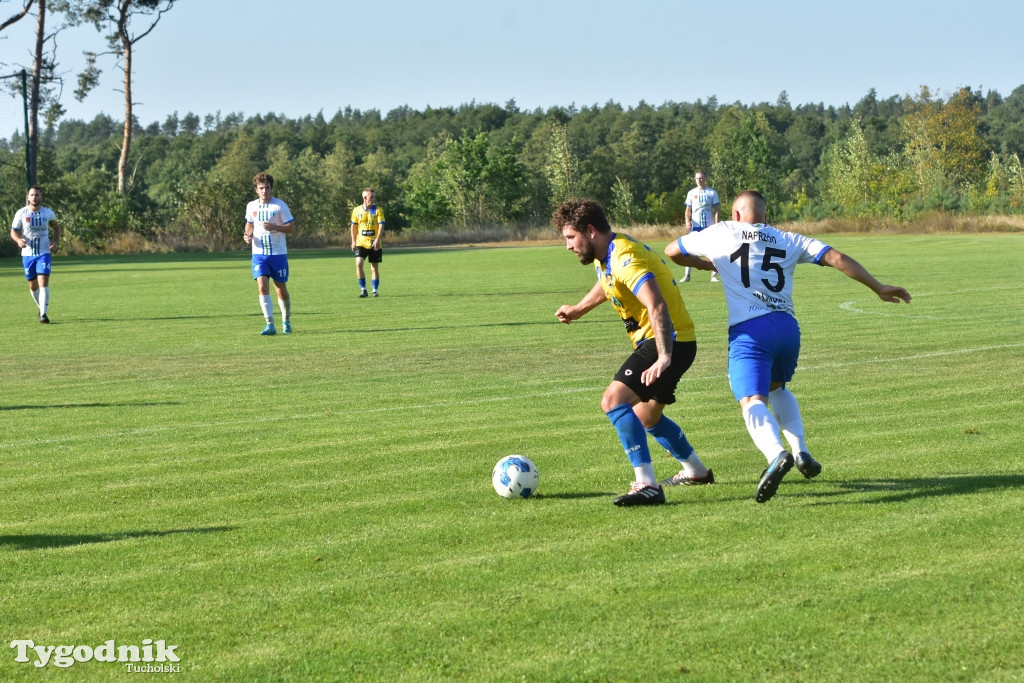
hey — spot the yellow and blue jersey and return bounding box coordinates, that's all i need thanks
[597,233,696,348]
[351,205,385,249]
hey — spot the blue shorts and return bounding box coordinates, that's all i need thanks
[22,253,52,280]
[251,254,289,282]
[727,312,801,401]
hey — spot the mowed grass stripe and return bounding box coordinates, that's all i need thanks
[3,339,1018,456]
[1,233,1022,680]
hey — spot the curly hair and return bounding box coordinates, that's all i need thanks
[550,197,611,234]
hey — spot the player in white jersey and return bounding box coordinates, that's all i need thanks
[665,190,911,503]
[10,186,61,323]
[682,170,720,282]
[243,172,295,335]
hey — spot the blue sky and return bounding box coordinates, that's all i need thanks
[1,0,1022,130]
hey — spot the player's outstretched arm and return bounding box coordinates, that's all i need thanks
[556,280,606,324]
[664,240,713,271]
[821,249,911,303]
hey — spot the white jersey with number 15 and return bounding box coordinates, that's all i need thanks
[676,221,832,327]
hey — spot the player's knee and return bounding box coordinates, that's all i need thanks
[600,384,634,413]
[635,411,661,430]
[599,391,619,414]
[739,394,769,410]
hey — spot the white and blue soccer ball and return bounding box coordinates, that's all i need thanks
[492,455,539,499]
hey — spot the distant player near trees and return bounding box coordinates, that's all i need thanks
[350,188,385,298]
[10,186,61,324]
[553,198,714,507]
[665,190,911,503]
[682,170,720,282]
[243,172,295,335]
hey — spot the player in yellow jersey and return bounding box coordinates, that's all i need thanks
[350,188,385,297]
[553,198,713,506]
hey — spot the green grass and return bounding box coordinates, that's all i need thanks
[1,234,1022,681]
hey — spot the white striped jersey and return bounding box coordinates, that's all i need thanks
[245,198,293,255]
[11,206,57,256]
[685,187,720,229]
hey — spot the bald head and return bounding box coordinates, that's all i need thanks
[732,190,767,223]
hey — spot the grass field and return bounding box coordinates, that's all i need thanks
[1,233,1022,681]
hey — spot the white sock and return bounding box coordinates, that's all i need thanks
[30,288,40,306]
[634,463,658,487]
[278,297,290,323]
[742,400,786,463]
[684,267,692,277]
[259,294,274,323]
[680,450,709,477]
[770,387,808,454]
[39,286,49,315]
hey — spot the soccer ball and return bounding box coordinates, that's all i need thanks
[492,455,539,499]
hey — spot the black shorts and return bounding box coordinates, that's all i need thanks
[613,339,697,405]
[354,246,383,263]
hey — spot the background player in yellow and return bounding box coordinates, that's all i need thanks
[553,198,713,507]
[350,188,385,297]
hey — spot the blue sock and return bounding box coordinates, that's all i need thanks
[372,279,379,292]
[647,415,695,463]
[605,403,651,467]
[358,278,366,290]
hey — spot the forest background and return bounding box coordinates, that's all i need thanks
[3,83,1024,255]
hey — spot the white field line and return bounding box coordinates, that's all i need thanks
[799,342,1024,370]
[839,283,1024,319]
[838,300,943,319]
[3,342,1022,452]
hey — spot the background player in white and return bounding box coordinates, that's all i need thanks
[10,186,61,323]
[665,190,911,503]
[243,172,295,335]
[682,170,720,282]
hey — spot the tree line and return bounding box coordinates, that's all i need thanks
[2,83,1024,254]
[1,0,176,198]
